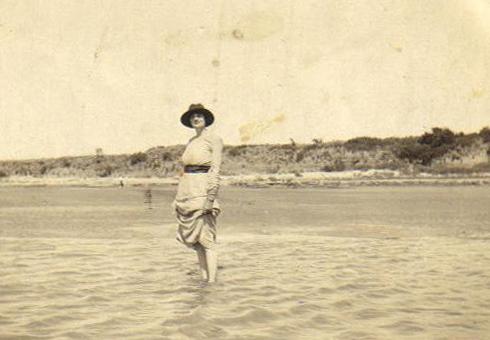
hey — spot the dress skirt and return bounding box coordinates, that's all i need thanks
[173,172,221,249]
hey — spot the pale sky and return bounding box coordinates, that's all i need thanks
[1,0,489,160]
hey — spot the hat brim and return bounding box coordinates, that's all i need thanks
[180,108,214,128]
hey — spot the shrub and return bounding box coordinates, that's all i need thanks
[161,152,173,161]
[321,165,334,172]
[418,127,455,147]
[265,165,280,174]
[0,170,8,178]
[395,128,457,166]
[149,160,161,169]
[344,137,387,152]
[479,127,490,143]
[227,148,242,157]
[395,142,433,165]
[278,144,295,150]
[15,167,31,176]
[129,152,148,165]
[96,164,113,177]
[61,158,71,167]
[455,133,479,148]
[321,159,345,172]
[295,150,306,162]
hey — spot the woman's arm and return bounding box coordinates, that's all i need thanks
[203,134,223,210]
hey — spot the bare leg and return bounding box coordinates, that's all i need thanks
[195,244,208,281]
[205,248,218,283]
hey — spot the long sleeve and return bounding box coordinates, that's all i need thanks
[206,134,223,202]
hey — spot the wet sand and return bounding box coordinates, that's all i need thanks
[2,171,490,189]
[1,186,490,339]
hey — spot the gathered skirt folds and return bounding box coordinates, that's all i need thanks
[173,173,221,250]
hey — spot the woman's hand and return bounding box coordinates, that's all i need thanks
[202,199,215,216]
[203,199,213,210]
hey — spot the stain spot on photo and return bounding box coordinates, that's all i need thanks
[239,113,286,143]
[232,29,244,40]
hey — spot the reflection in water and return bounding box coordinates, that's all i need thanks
[182,268,222,308]
[144,188,153,210]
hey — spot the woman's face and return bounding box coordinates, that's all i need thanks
[190,113,206,129]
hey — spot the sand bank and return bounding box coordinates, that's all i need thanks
[1,170,490,188]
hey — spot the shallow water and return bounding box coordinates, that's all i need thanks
[1,186,490,339]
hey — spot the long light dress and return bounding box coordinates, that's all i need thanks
[173,128,223,249]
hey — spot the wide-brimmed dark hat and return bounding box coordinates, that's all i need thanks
[180,103,215,128]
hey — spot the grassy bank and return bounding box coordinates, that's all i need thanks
[1,127,489,180]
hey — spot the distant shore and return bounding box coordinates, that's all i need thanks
[2,170,490,188]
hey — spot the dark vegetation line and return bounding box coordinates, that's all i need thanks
[1,127,490,178]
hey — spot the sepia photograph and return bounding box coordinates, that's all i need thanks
[1,0,489,339]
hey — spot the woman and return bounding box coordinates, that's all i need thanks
[173,103,223,283]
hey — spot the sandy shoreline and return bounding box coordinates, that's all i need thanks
[2,170,490,188]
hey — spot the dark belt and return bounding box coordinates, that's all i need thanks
[184,165,211,173]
